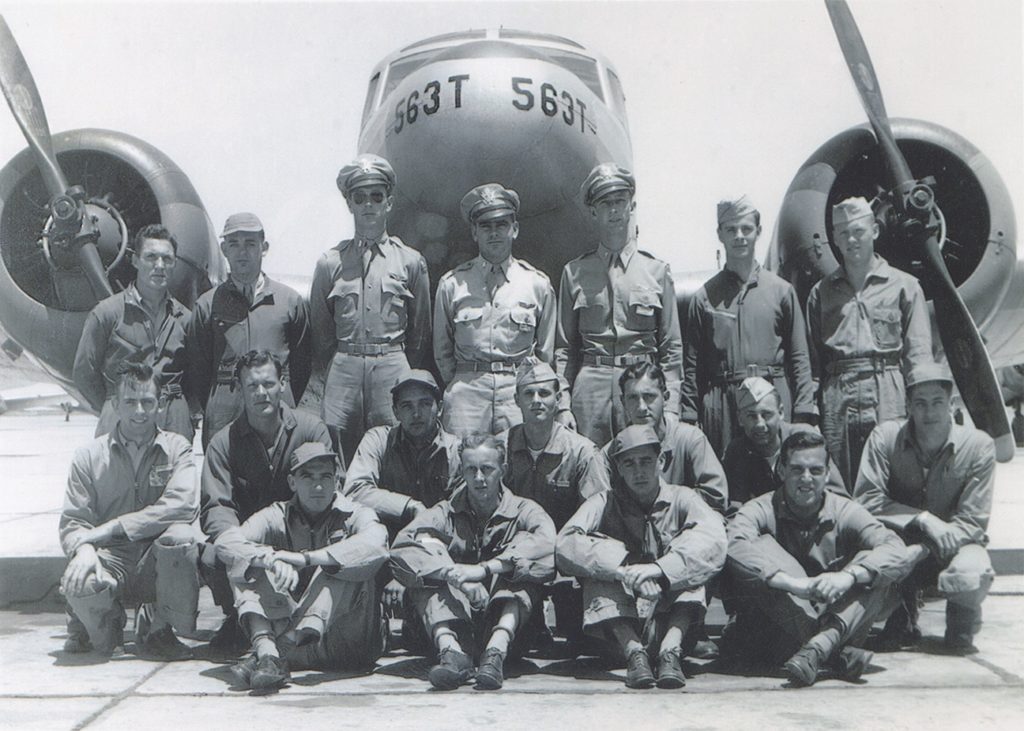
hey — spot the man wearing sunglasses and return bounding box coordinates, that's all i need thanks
[311,154,432,462]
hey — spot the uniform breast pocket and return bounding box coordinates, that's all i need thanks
[870,308,902,349]
[453,305,485,329]
[509,303,538,333]
[627,287,662,330]
[327,278,361,318]
[574,288,609,333]
[381,276,413,325]
[110,322,145,356]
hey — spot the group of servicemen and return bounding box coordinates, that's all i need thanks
[57,154,997,694]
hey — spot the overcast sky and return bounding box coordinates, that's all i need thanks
[0,0,1020,281]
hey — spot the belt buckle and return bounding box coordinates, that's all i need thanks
[490,361,506,373]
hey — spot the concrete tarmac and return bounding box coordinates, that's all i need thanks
[1,409,1023,729]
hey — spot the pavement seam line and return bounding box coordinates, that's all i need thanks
[965,654,1024,685]
[71,663,166,731]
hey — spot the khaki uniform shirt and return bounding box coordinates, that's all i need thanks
[433,256,557,384]
[556,241,683,413]
[390,486,556,587]
[73,285,191,408]
[854,420,995,549]
[556,480,727,591]
[309,234,431,369]
[60,428,197,556]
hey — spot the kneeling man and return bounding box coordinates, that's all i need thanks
[59,363,199,659]
[726,430,915,686]
[390,434,556,691]
[855,363,996,651]
[556,425,727,689]
[215,442,389,691]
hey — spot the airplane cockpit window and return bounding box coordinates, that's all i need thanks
[606,69,627,116]
[525,47,603,101]
[382,51,435,99]
[361,72,381,125]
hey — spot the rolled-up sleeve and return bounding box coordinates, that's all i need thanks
[556,492,629,582]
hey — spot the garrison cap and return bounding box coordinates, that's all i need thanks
[832,197,875,227]
[736,376,779,412]
[717,194,759,226]
[221,212,264,238]
[516,361,559,390]
[290,442,338,473]
[391,369,442,401]
[610,424,661,459]
[461,184,520,224]
[906,362,955,391]
[336,154,396,196]
[580,163,635,207]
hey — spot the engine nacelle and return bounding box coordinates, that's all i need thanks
[0,128,221,383]
[770,118,1016,333]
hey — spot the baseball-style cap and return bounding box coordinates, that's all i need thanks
[736,376,778,411]
[580,163,635,207]
[391,369,442,401]
[832,197,875,227]
[717,194,759,226]
[336,154,397,196]
[460,183,520,224]
[221,212,264,238]
[609,424,661,459]
[289,442,338,473]
[906,362,955,391]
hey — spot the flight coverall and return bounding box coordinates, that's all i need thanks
[310,235,431,460]
[682,265,816,455]
[200,404,335,610]
[434,256,557,436]
[723,421,847,511]
[73,285,194,440]
[555,480,726,643]
[342,423,463,541]
[215,495,389,670]
[59,429,200,650]
[557,241,683,447]
[854,420,996,639]
[390,487,556,657]
[725,490,912,663]
[587,420,729,515]
[806,255,933,489]
[185,276,311,448]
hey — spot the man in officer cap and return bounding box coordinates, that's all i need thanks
[806,196,932,488]
[498,361,602,647]
[311,154,432,462]
[186,212,311,449]
[682,195,816,455]
[556,425,727,689]
[855,363,996,652]
[59,362,200,660]
[215,442,389,691]
[73,224,195,440]
[557,163,683,447]
[434,183,559,436]
[723,376,846,511]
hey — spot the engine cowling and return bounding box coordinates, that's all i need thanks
[0,128,222,382]
[771,118,1016,334]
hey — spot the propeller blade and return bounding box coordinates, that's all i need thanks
[826,0,1012,459]
[78,241,115,301]
[0,15,67,198]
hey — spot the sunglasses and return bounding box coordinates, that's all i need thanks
[351,190,386,205]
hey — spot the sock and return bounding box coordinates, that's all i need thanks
[252,634,280,659]
[434,629,462,654]
[486,626,513,654]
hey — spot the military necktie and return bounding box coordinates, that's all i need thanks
[486,264,506,302]
[242,283,254,306]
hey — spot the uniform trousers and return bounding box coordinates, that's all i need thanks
[322,350,409,461]
[570,365,630,448]
[441,372,521,437]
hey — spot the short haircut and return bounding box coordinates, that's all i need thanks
[779,430,828,465]
[133,224,179,256]
[115,361,157,394]
[619,361,666,392]
[719,211,761,228]
[459,432,506,464]
[234,349,283,383]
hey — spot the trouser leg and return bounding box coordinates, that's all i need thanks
[938,543,994,641]
[571,366,620,447]
[65,580,125,652]
[151,524,201,635]
[285,574,384,671]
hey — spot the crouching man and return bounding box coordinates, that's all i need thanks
[215,442,389,691]
[390,434,556,691]
[59,363,200,659]
[725,430,915,687]
[855,364,996,652]
[556,425,727,690]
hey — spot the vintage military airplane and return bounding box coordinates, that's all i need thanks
[0,3,1019,459]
